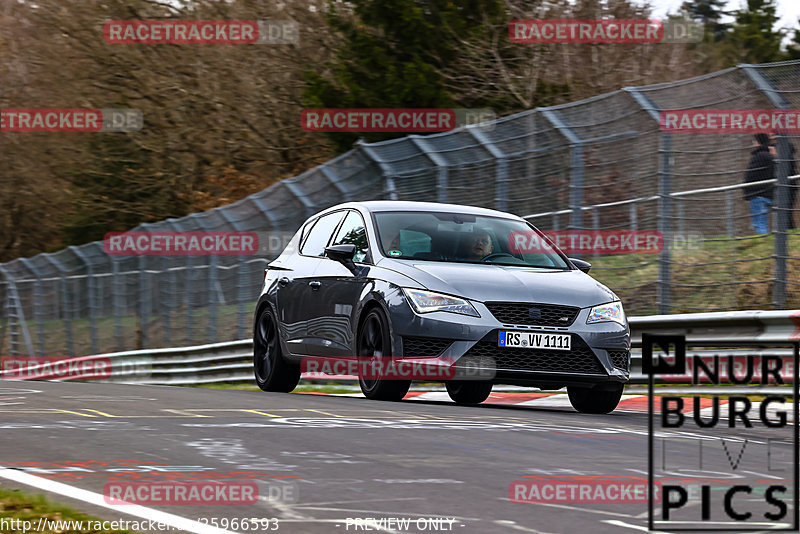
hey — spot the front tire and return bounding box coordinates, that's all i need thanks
[445,381,493,405]
[567,383,624,414]
[357,307,410,401]
[253,306,300,392]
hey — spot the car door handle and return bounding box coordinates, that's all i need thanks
[278,277,290,287]
[309,281,322,290]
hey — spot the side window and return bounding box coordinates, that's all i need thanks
[300,212,345,256]
[331,211,369,262]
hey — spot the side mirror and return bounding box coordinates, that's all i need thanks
[325,244,357,269]
[569,258,591,273]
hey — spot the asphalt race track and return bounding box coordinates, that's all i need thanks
[0,381,794,534]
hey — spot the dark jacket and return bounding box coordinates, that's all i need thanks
[743,145,774,201]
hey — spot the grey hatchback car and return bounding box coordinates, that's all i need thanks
[253,201,630,413]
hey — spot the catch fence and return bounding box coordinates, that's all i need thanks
[2,60,800,356]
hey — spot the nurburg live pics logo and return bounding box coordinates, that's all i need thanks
[644,333,800,531]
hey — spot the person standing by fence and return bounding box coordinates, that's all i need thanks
[743,133,775,235]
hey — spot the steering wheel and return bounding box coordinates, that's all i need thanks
[481,252,516,262]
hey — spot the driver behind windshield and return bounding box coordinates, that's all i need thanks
[464,230,493,260]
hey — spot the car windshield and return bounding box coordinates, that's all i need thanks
[374,211,570,269]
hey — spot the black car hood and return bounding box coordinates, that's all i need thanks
[377,259,618,307]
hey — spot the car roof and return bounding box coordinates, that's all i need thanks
[317,201,523,220]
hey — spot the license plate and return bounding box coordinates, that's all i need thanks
[498,331,571,351]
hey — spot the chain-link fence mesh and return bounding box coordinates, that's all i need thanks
[2,60,799,356]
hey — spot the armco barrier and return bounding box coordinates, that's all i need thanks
[1,310,798,387]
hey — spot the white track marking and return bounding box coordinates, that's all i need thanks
[291,505,476,519]
[516,395,574,407]
[292,497,424,507]
[260,499,400,533]
[493,520,560,533]
[404,392,452,402]
[498,499,635,518]
[0,466,235,534]
[60,395,158,401]
[603,519,669,532]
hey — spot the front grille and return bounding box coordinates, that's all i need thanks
[402,336,452,357]
[485,302,579,327]
[463,331,605,374]
[608,350,630,372]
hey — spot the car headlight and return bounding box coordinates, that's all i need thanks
[586,301,626,326]
[403,289,480,317]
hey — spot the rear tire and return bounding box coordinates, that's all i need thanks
[253,306,300,393]
[357,307,410,401]
[446,381,493,405]
[567,383,623,414]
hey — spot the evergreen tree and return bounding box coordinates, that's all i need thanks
[723,0,783,64]
[787,20,800,60]
[303,0,504,152]
[680,0,730,41]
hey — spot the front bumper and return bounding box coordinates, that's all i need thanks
[386,296,630,389]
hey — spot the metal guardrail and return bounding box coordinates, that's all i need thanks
[1,310,798,387]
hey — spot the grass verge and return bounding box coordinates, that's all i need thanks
[0,487,132,533]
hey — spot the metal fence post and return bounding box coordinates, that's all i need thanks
[69,247,97,355]
[772,133,792,308]
[625,87,672,314]
[208,254,218,344]
[320,164,350,200]
[185,254,194,345]
[726,190,735,237]
[541,109,584,230]
[658,134,674,314]
[161,255,171,346]
[410,136,449,203]
[112,257,123,351]
[19,258,44,355]
[138,254,149,349]
[61,272,73,355]
[283,180,317,220]
[42,255,74,356]
[217,209,247,341]
[357,142,398,200]
[0,266,34,356]
[468,127,508,211]
[237,261,250,340]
